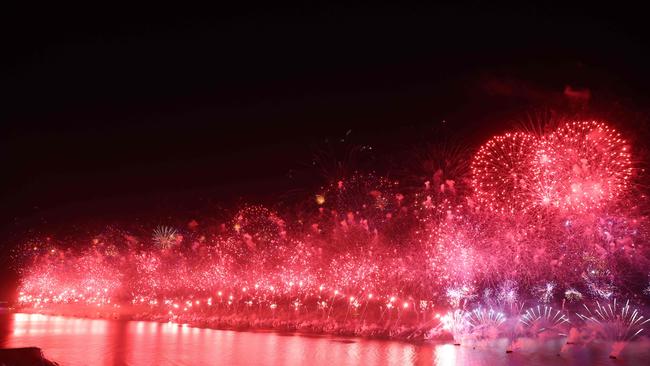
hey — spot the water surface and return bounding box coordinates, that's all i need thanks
[1,313,648,365]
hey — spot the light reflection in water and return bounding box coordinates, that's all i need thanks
[435,344,457,366]
[1,313,649,365]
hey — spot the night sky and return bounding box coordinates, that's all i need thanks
[2,3,650,299]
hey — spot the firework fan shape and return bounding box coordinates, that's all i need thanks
[576,299,650,341]
[440,307,506,343]
[466,307,506,339]
[520,305,570,336]
[532,121,632,212]
[471,132,539,213]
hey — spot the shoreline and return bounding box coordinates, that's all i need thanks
[10,308,450,343]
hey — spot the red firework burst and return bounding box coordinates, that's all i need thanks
[471,132,539,213]
[532,121,632,212]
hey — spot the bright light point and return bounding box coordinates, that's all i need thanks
[315,194,325,205]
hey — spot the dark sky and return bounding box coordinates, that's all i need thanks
[2,3,650,298]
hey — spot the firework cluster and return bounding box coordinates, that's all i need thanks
[14,120,650,347]
[472,121,632,213]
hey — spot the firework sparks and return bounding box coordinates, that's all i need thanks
[520,305,570,336]
[153,226,179,250]
[471,132,539,213]
[576,299,649,342]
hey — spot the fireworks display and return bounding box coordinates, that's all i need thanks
[11,120,650,351]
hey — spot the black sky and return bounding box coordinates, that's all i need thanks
[2,3,650,298]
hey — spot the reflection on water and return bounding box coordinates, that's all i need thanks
[1,313,649,365]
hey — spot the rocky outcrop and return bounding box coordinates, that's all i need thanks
[0,347,58,366]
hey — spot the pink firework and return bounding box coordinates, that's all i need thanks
[532,121,632,212]
[471,132,539,213]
